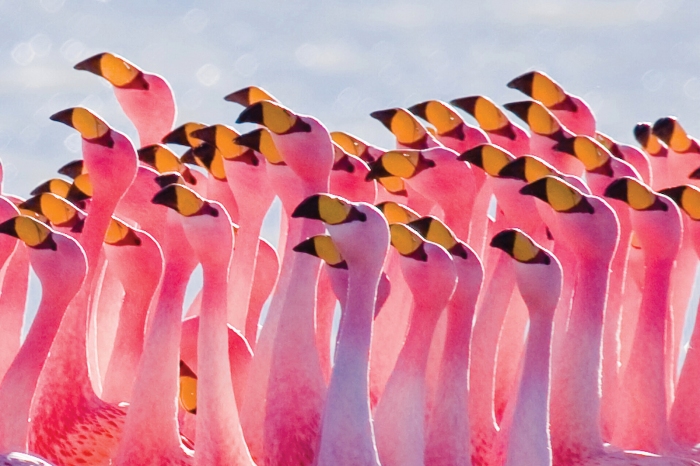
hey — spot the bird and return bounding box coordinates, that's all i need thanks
[152,183,255,465]
[293,193,388,466]
[0,216,86,455]
[74,53,176,147]
[373,223,457,466]
[491,228,562,466]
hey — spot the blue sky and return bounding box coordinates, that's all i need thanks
[2,0,700,345]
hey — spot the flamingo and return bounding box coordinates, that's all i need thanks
[605,177,682,454]
[152,183,255,465]
[236,99,333,464]
[293,194,388,466]
[503,100,584,176]
[407,216,483,466]
[373,223,457,466]
[449,95,530,156]
[507,70,596,136]
[26,107,136,464]
[490,228,562,466]
[0,216,86,455]
[663,185,700,447]
[74,53,176,147]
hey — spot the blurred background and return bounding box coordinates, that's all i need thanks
[1,0,699,347]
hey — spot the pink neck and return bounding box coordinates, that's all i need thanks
[0,245,29,382]
[116,245,192,456]
[227,213,264,331]
[101,285,154,402]
[505,315,553,465]
[195,251,253,464]
[469,252,515,429]
[0,281,74,451]
[615,256,673,451]
[551,258,607,460]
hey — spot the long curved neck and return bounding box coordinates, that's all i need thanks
[227,212,264,331]
[116,241,192,456]
[102,285,153,403]
[0,245,29,383]
[505,314,553,466]
[0,280,73,451]
[332,263,380,390]
[618,255,674,449]
[396,297,444,376]
[469,252,515,431]
[196,252,253,464]
[550,257,607,458]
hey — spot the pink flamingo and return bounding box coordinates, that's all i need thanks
[26,107,137,464]
[74,53,176,147]
[153,183,255,465]
[503,100,584,176]
[522,175,694,465]
[373,223,457,466]
[507,70,596,136]
[663,185,700,447]
[450,95,530,156]
[552,135,641,439]
[490,228,562,466]
[0,217,86,455]
[407,216,483,466]
[100,221,163,403]
[236,100,333,464]
[293,194,388,465]
[605,177,682,454]
[594,132,651,186]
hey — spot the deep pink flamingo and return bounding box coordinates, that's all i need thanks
[26,107,137,464]
[0,217,86,456]
[407,216,483,466]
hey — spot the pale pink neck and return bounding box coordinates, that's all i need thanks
[469,252,515,430]
[227,213,264,330]
[116,247,192,456]
[0,280,74,451]
[505,315,553,466]
[196,254,253,464]
[551,258,607,459]
[114,76,175,148]
[395,299,444,376]
[101,283,155,403]
[318,261,380,461]
[615,256,673,451]
[0,245,29,382]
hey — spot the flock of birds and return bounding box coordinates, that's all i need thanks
[0,52,698,466]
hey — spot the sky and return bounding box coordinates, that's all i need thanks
[1,0,699,345]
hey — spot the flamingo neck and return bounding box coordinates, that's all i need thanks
[0,284,72,451]
[551,257,607,460]
[196,251,253,464]
[227,213,264,331]
[505,314,553,466]
[0,246,29,383]
[397,300,443,376]
[116,252,192,457]
[101,288,151,403]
